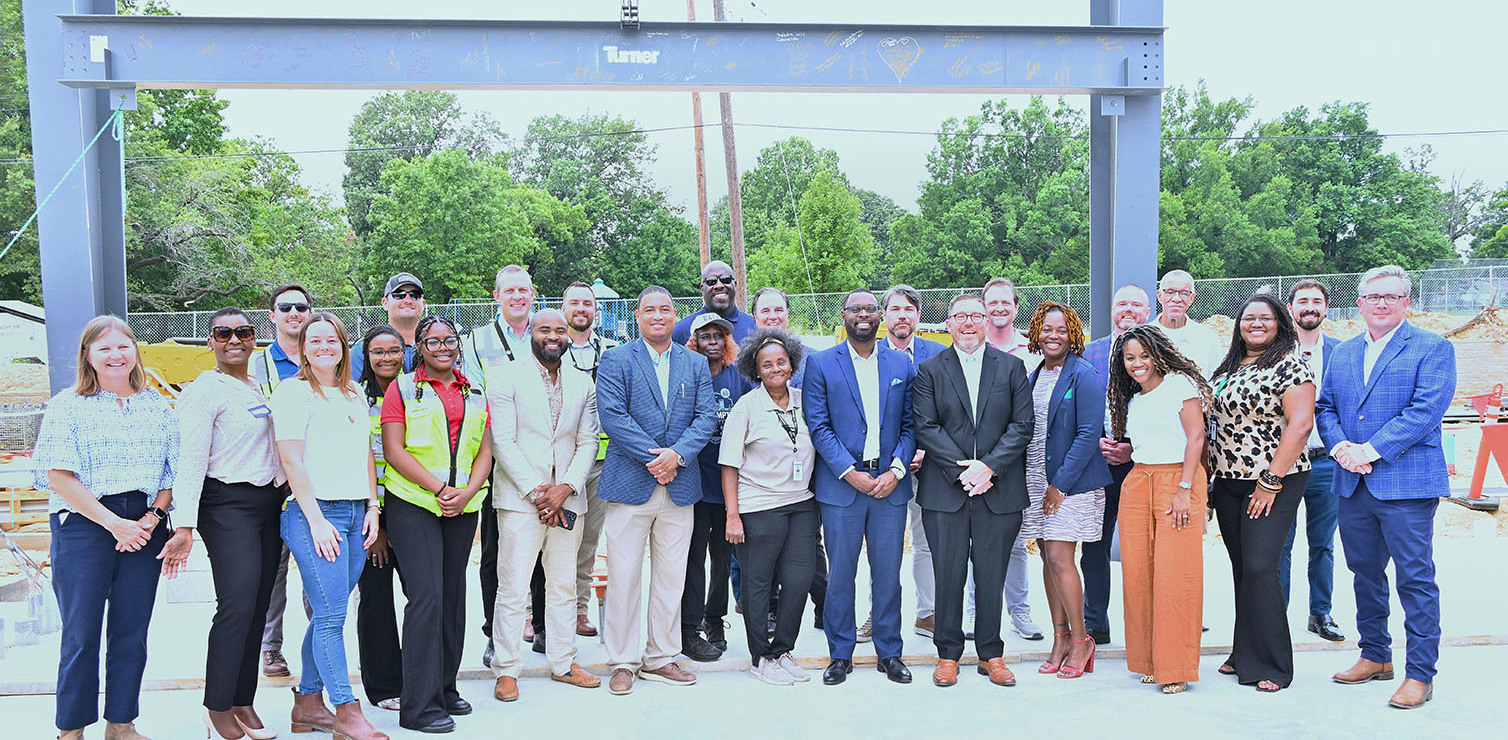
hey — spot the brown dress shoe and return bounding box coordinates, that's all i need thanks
[1388,679,1433,709]
[915,616,935,639]
[978,657,1017,686]
[608,668,635,695]
[932,659,959,687]
[331,701,388,740]
[1332,658,1394,685]
[262,649,290,678]
[493,676,519,702]
[576,614,599,637]
[638,662,697,686]
[552,664,602,689]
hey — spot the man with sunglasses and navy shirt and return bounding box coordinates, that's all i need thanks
[671,261,757,345]
[351,273,425,378]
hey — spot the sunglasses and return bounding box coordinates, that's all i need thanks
[389,289,423,301]
[703,275,735,287]
[275,302,311,314]
[210,325,256,342]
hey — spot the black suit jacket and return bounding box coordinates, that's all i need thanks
[912,345,1034,515]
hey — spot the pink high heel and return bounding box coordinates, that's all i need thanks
[1039,630,1071,674]
[1057,637,1096,679]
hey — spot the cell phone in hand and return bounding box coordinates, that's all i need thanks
[556,509,577,530]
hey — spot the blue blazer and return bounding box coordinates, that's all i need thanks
[802,342,917,508]
[1315,322,1456,501]
[596,339,718,506]
[1029,354,1114,495]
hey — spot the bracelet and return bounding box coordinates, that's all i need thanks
[1258,469,1284,488]
[1256,479,1282,492]
[367,500,381,510]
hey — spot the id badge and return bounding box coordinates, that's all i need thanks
[792,457,804,480]
[248,403,272,418]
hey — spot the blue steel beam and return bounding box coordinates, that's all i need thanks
[55,16,1164,94]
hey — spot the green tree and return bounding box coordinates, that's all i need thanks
[361,149,587,303]
[1467,183,1508,258]
[342,91,503,239]
[748,170,877,295]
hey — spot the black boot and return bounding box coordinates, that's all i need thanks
[702,619,728,652]
[680,626,723,662]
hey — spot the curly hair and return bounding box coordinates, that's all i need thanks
[735,328,805,385]
[1107,324,1214,440]
[1025,301,1086,357]
[358,324,405,403]
[1211,293,1300,380]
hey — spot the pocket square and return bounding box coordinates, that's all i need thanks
[1064,388,1074,399]
[890,377,903,387]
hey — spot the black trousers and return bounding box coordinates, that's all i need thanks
[923,497,1022,662]
[770,531,827,624]
[1212,473,1309,688]
[528,558,547,633]
[384,496,477,728]
[479,490,498,639]
[1082,461,1132,635]
[735,499,819,662]
[357,510,404,705]
[51,492,167,731]
[681,501,732,629]
[198,479,284,711]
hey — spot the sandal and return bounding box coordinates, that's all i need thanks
[1255,680,1282,693]
[1140,675,1158,684]
[1039,629,1072,674]
[1218,663,1237,676]
[376,698,400,711]
[1161,682,1188,694]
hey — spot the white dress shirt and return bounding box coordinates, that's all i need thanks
[1362,321,1403,385]
[1300,337,1326,450]
[886,335,915,363]
[956,343,986,421]
[646,340,672,406]
[849,342,882,461]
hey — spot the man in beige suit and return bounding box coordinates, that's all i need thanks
[485,310,602,702]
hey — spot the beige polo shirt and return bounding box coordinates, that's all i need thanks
[718,385,816,514]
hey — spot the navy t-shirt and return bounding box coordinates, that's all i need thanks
[698,363,756,504]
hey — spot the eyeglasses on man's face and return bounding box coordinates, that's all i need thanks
[703,275,735,287]
[949,312,987,324]
[1360,293,1405,306]
[843,304,880,315]
[275,302,311,314]
[210,325,256,342]
[1161,289,1193,300]
[389,289,423,301]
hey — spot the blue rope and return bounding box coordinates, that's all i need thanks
[0,102,126,263]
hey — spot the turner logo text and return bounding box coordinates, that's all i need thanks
[603,46,660,64]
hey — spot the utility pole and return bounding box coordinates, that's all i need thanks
[712,0,747,310]
[687,0,711,267]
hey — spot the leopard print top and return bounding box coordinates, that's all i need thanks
[1210,352,1315,479]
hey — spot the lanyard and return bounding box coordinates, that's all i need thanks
[493,320,516,362]
[774,408,800,445]
[569,339,603,380]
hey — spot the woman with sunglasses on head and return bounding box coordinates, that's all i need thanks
[34,316,184,740]
[1108,324,1214,696]
[380,316,494,734]
[268,312,386,740]
[1208,294,1315,693]
[354,326,408,714]
[173,308,287,739]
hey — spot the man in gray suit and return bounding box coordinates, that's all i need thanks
[595,286,717,696]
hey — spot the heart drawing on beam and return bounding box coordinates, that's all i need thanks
[877,36,922,82]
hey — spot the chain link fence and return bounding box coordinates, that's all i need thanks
[125,265,1508,344]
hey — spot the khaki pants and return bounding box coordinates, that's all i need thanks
[492,509,585,677]
[602,485,695,672]
[574,462,607,615]
[1120,462,1206,684]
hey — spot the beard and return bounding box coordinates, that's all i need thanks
[1295,313,1324,331]
[532,338,565,363]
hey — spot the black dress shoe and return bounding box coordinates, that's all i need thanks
[444,698,472,716]
[532,631,546,654]
[823,659,854,685]
[681,629,724,662]
[703,619,728,652]
[813,613,825,631]
[766,614,778,638]
[402,716,456,734]
[1308,614,1346,642]
[1088,629,1111,646]
[481,640,495,668]
[877,657,913,684]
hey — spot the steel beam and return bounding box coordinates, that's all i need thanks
[54,15,1164,95]
[22,0,131,392]
[1088,0,1162,339]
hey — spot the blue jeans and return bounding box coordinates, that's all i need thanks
[282,500,367,706]
[1280,453,1338,616]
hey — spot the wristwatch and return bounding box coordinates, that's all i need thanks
[1176,481,1193,490]
[146,506,168,519]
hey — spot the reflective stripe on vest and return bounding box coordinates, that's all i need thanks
[367,394,387,500]
[252,348,282,396]
[382,373,490,516]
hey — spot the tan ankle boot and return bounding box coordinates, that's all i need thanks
[57,730,84,740]
[103,721,151,740]
[290,689,336,734]
[332,701,388,740]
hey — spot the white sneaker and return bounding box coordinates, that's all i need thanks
[776,653,811,683]
[750,658,795,686]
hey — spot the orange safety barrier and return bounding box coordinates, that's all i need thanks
[1466,422,1508,501]
[1463,383,1504,423]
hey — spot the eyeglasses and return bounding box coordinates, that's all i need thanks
[1239,315,1276,325]
[1360,293,1405,306]
[369,348,405,359]
[210,325,256,342]
[703,275,735,287]
[275,302,311,314]
[421,336,460,350]
[389,289,423,301]
[844,304,880,315]
[1161,289,1193,299]
[949,312,987,324]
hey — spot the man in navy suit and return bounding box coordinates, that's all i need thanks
[880,284,947,641]
[1284,279,1347,643]
[804,289,917,685]
[1316,265,1455,710]
[596,286,717,696]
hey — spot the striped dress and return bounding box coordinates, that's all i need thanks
[1019,365,1105,542]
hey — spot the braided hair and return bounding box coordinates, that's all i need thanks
[410,315,461,401]
[1026,301,1086,357]
[1210,293,1300,380]
[358,324,405,404]
[1107,324,1215,440]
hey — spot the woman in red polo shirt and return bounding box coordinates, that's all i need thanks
[379,316,494,734]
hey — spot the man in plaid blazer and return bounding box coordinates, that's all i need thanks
[1315,264,1455,710]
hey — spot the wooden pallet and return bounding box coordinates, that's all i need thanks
[2,486,48,531]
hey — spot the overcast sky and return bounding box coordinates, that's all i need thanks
[168,0,1508,215]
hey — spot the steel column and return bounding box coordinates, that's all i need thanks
[23,0,130,392]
